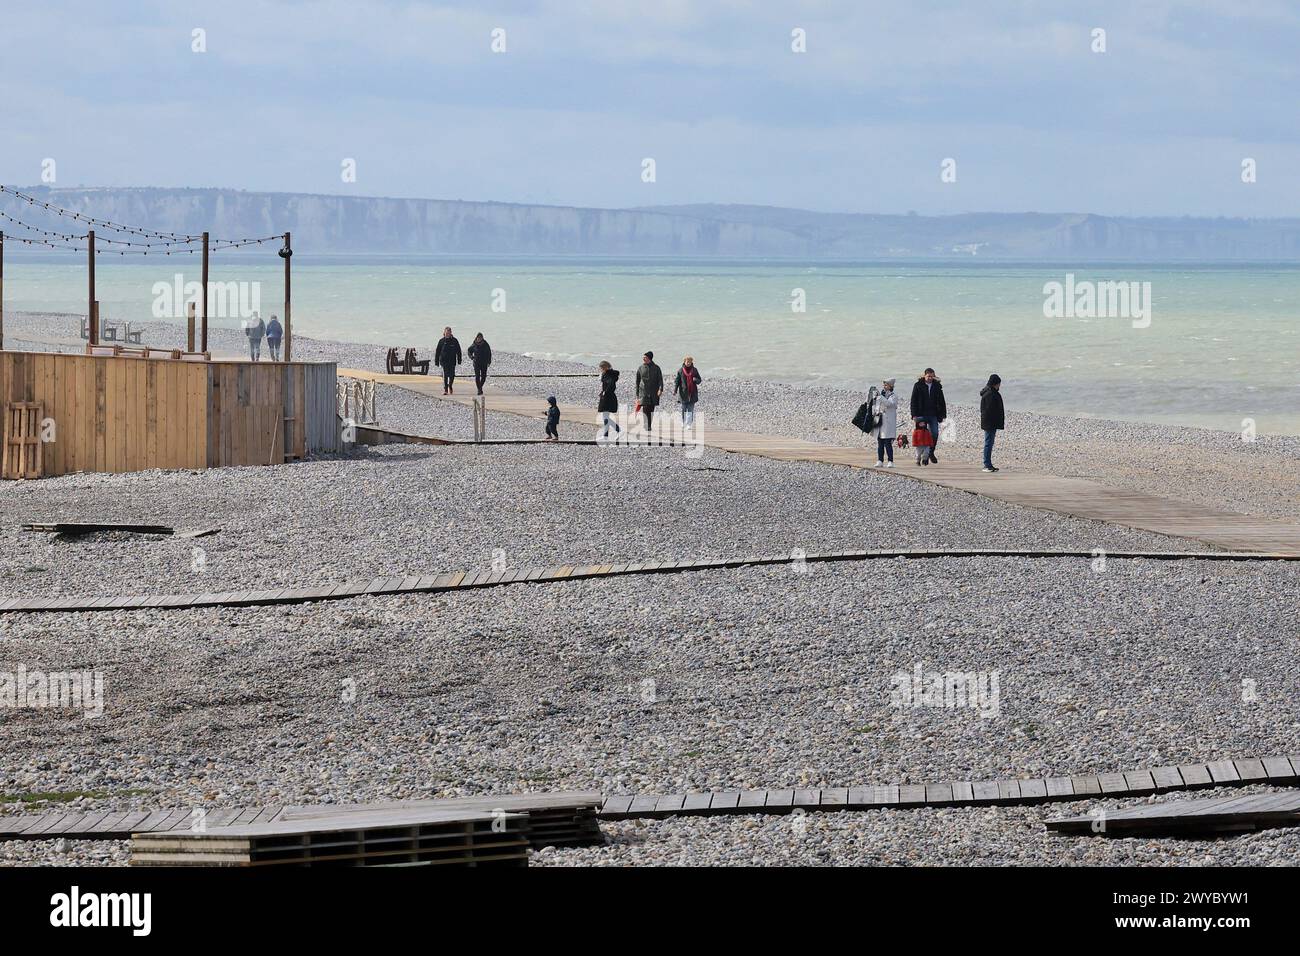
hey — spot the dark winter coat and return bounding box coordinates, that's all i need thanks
[674,365,702,403]
[265,318,283,344]
[909,377,947,420]
[434,336,462,369]
[636,361,664,406]
[980,384,1005,431]
[468,339,492,369]
[546,400,560,429]
[598,369,620,413]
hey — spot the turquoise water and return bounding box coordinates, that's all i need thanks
[6,258,1299,434]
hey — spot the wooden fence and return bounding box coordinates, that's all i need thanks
[0,351,337,478]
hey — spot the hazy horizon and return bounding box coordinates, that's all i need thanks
[12,184,1300,223]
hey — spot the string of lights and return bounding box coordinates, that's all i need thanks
[0,185,202,240]
[1,213,283,256]
[0,208,87,241]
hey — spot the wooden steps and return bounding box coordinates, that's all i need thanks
[2,548,1295,615]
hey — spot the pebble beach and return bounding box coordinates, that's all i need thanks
[2,311,1297,867]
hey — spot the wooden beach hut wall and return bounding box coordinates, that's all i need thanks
[0,351,338,478]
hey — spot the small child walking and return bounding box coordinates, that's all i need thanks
[912,419,935,466]
[544,396,560,441]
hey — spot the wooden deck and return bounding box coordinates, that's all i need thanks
[341,368,1300,557]
[3,757,1296,842]
[2,547,1295,615]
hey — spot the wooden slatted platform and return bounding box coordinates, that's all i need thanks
[1047,791,1300,837]
[341,369,1300,557]
[595,756,1300,820]
[130,808,531,867]
[5,758,1296,842]
[2,547,1295,615]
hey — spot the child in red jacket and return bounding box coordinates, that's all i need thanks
[912,419,935,466]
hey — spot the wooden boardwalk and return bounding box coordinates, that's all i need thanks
[3,757,1296,842]
[2,547,1294,615]
[1047,791,1300,837]
[342,368,1300,556]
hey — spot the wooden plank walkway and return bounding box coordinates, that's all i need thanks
[341,368,1300,557]
[2,547,1295,615]
[5,757,1296,840]
[1047,791,1300,837]
[595,756,1300,821]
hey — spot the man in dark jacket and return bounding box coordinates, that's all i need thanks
[434,327,462,395]
[635,351,663,431]
[979,373,1005,473]
[467,333,492,395]
[909,368,947,463]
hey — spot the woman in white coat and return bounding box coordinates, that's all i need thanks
[872,377,899,467]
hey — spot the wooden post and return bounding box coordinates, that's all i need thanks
[282,232,292,363]
[200,231,209,353]
[88,230,97,345]
[187,301,196,353]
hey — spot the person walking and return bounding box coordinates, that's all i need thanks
[468,332,492,395]
[434,326,462,395]
[544,396,561,441]
[979,373,1005,473]
[635,351,663,431]
[674,356,702,429]
[909,367,947,463]
[265,314,284,362]
[597,361,621,440]
[244,312,266,362]
[872,377,899,467]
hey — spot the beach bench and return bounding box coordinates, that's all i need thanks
[385,347,430,375]
[405,348,430,375]
[85,344,208,362]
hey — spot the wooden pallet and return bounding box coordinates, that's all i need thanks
[1047,791,1300,837]
[130,808,530,867]
[277,792,604,849]
[2,548,1297,615]
[2,401,44,480]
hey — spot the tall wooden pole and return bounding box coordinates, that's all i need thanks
[282,231,292,363]
[88,230,97,345]
[200,231,210,353]
[0,231,5,352]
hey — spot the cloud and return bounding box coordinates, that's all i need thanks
[2,0,1298,215]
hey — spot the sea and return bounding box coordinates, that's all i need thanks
[6,257,1298,435]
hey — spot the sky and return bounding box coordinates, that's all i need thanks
[3,0,1299,216]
